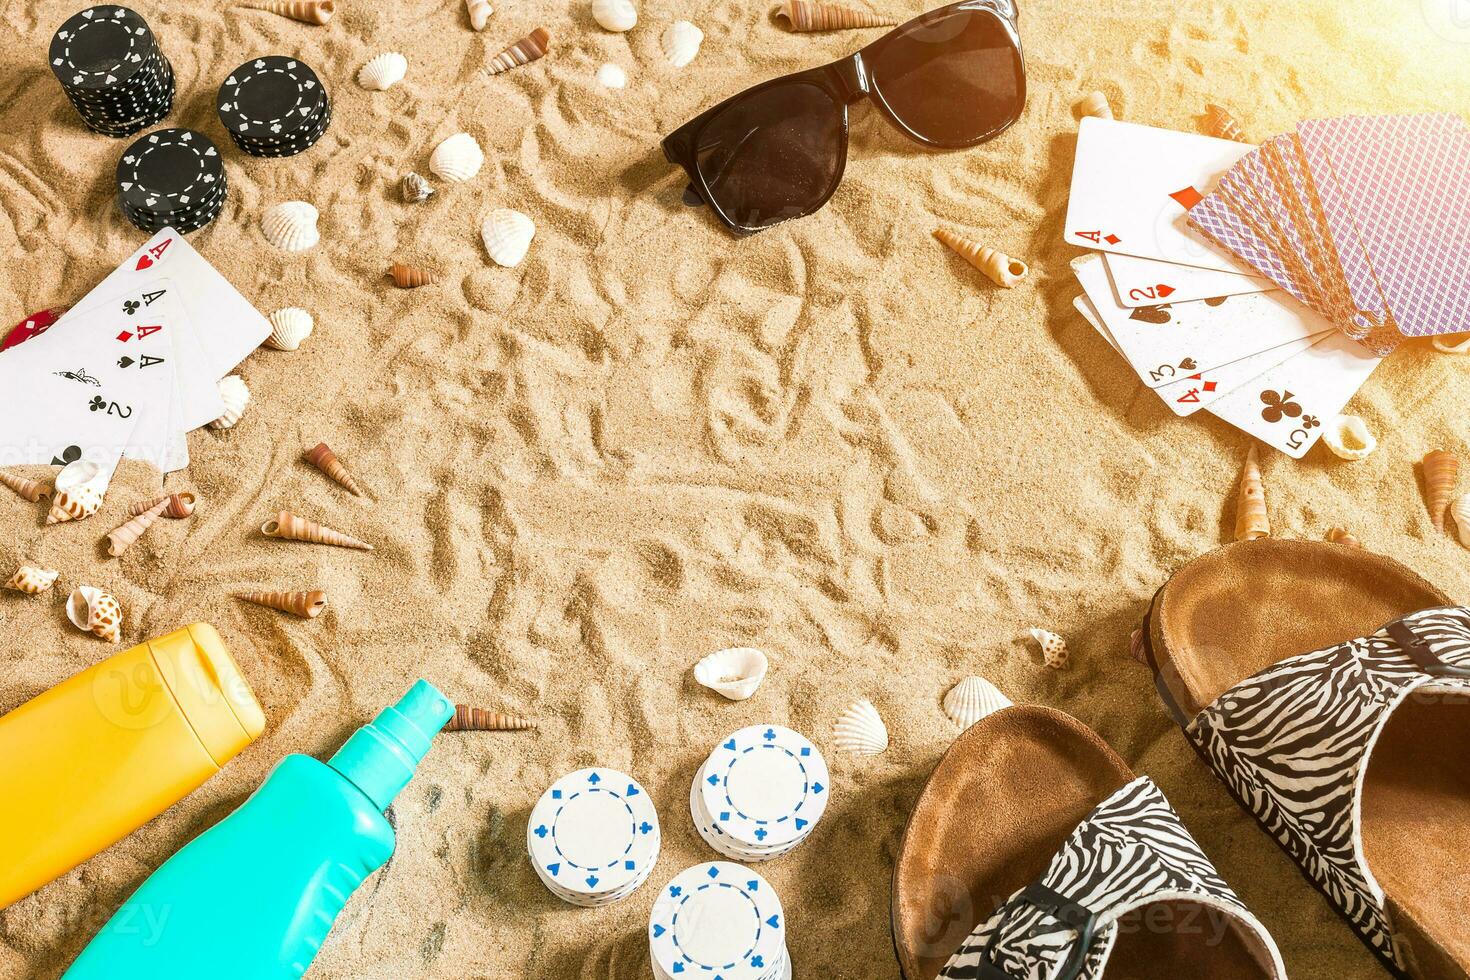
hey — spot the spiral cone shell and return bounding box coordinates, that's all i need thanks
[777,0,896,31]
[1327,527,1362,548]
[1203,103,1245,142]
[467,0,492,29]
[5,566,59,594]
[933,230,1028,287]
[487,27,550,75]
[261,510,373,550]
[241,0,334,23]
[1,470,51,502]
[239,589,328,618]
[67,586,122,643]
[1233,444,1269,541]
[106,499,168,557]
[129,492,197,519]
[442,705,536,730]
[47,484,103,524]
[1423,449,1460,531]
[305,442,363,496]
[1030,627,1069,669]
[389,262,437,288]
[1073,90,1113,120]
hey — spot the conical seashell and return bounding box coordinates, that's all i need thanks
[1233,444,1269,541]
[693,646,768,701]
[128,492,197,519]
[67,586,122,643]
[1423,449,1460,531]
[662,20,703,68]
[1073,90,1113,120]
[1030,627,1068,669]
[1321,414,1376,461]
[389,262,438,288]
[106,499,168,557]
[238,589,328,618]
[401,172,434,203]
[47,485,103,524]
[1203,103,1245,142]
[1327,527,1362,548]
[5,566,59,595]
[941,676,1011,729]
[832,698,888,755]
[261,510,374,550]
[596,63,626,88]
[428,132,484,182]
[442,705,536,730]
[241,0,334,24]
[357,52,407,91]
[261,202,319,252]
[480,208,536,268]
[933,230,1028,288]
[592,0,637,31]
[266,307,314,351]
[1432,333,1470,354]
[1,470,51,502]
[776,0,896,31]
[467,0,492,29]
[1452,495,1470,549]
[305,442,364,496]
[209,376,251,429]
[487,27,550,75]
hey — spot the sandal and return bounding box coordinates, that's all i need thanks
[1139,537,1470,979]
[891,704,1286,980]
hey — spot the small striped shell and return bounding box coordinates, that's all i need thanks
[357,52,408,91]
[942,676,1011,729]
[5,566,59,594]
[266,307,314,351]
[480,209,535,268]
[210,376,251,429]
[261,201,320,252]
[832,698,888,754]
[592,0,637,31]
[487,27,550,75]
[661,20,703,68]
[429,132,484,182]
[401,172,434,203]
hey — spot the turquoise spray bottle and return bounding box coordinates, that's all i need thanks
[64,680,454,979]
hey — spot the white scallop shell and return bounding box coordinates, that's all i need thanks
[942,676,1012,729]
[261,201,320,252]
[480,208,535,268]
[55,458,102,493]
[429,132,484,182]
[210,376,251,430]
[1030,627,1068,669]
[693,646,768,700]
[266,307,314,351]
[592,0,637,31]
[661,20,703,68]
[1453,494,1470,549]
[1432,333,1470,354]
[832,698,888,755]
[357,52,408,91]
[596,63,627,89]
[1321,414,1376,461]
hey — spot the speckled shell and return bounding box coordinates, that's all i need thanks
[693,646,768,701]
[1030,628,1069,669]
[5,566,59,594]
[429,132,484,182]
[1074,90,1113,120]
[467,0,492,30]
[210,376,251,429]
[401,172,434,203]
[592,0,637,31]
[487,27,550,75]
[777,0,896,31]
[261,201,320,252]
[266,307,314,351]
[832,698,888,754]
[357,52,407,91]
[1321,414,1376,461]
[662,20,703,68]
[54,458,101,492]
[942,676,1012,729]
[480,208,536,268]
[596,63,626,88]
[46,484,103,524]
[67,585,122,643]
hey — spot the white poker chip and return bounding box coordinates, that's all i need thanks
[648,862,787,980]
[689,763,798,863]
[526,767,660,902]
[698,725,830,851]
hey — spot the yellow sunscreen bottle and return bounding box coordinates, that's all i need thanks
[0,622,265,909]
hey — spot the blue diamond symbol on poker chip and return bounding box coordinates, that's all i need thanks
[653,925,666,938]
[720,811,731,822]
[763,729,776,741]
[800,747,810,757]
[552,789,562,800]
[588,772,601,784]
[625,860,635,870]
[534,825,548,838]
[706,867,720,880]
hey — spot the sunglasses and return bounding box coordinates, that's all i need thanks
[662,0,1025,235]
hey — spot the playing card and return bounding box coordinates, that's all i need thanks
[1064,117,1260,274]
[1102,252,1272,307]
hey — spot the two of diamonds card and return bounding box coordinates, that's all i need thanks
[648,862,791,980]
[525,767,660,908]
[692,725,830,864]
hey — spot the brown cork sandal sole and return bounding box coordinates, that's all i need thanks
[890,705,1276,980]
[1142,538,1470,979]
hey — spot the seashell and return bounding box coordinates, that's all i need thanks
[596,63,627,89]
[480,209,536,268]
[428,132,484,182]
[1128,628,1146,664]
[487,27,550,75]
[357,52,407,91]
[261,201,320,252]
[305,442,364,496]
[1030,627,1069,669]
[106,498,168,557]
[1453,495,1470,549]
[592,0,637,32]
[55,458,100,492]
[1233,444,1269,541]
[1327,527,1362,548]
[1321,414,1376,461]
[401,172,434,203]
[661,20,703,68]
[5,566,59,595]
[47,485,103,525]
[1203,103,1245,142]
[389,262,438,288]
[467,0,492,30]
[1073,90,1113,121]
[261,509,374,550]
[941,676,1011,729]
[693,646,768,701]
[832,698,888,755]
[1423,449,1460,531]
[442,705,536,730]
[238,589,328,618]
[933,230,1028,287]
[1,470,51,502]
[209,376,251,429]
[128,492,197,519]
[1432,333,1470,354]
[776,0,897,31]
[240,0,334,24]
[67,586,122,643]
[266,307,314,351]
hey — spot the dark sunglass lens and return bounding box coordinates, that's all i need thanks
[869,8,1023,146]
[694,81,845,231]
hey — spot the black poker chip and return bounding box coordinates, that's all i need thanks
[49,6,175,137]
[216,56,331,157]
[115,128,227,234]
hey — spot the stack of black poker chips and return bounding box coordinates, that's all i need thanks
[49,5,175,138]
[216,56,333,158]
[115,128,228,234]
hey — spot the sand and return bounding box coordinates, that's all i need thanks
[2,0,1469,975]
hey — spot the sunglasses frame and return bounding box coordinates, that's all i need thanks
[662,0,1025,235]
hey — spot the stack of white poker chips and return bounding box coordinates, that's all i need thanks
[526,767,661,908]
[649,862,791,980]
[691,725,830,863]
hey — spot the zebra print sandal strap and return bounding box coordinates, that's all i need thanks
[1186,605,1470,975]
[938,777,1286,980]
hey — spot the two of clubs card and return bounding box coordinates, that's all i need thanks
[1063,116,1389,459]
[0,228,271,491]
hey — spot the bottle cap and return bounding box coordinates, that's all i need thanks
[150,623,266,767]
[328,679,453,811]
